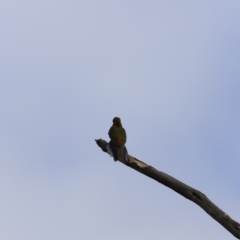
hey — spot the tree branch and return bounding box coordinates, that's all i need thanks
[95,139,240,239]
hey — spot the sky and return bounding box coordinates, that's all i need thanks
[0,1,240,239]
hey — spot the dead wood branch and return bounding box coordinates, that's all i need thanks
[95,139,240,239]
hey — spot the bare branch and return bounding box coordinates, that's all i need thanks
[95,139,240,239]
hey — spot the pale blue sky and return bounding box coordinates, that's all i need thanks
[0,1,240,239]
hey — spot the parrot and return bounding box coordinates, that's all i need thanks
[106,117,128,163]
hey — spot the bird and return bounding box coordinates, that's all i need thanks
[107,117,128,163]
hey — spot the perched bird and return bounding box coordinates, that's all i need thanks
[107,117,128,163]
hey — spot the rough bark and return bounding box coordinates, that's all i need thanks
[95,138,240,239]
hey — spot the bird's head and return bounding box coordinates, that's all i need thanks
[113,117,122,127]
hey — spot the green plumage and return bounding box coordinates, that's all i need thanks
[108,125,127,144]
[108,117,128,162]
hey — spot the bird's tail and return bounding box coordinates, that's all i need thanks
[106,141,128,163]
[116,146,128,163]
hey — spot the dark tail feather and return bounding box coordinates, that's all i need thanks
[106,141,118,161]
[106,141,128,163]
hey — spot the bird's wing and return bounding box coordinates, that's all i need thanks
[108,126,126,147]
